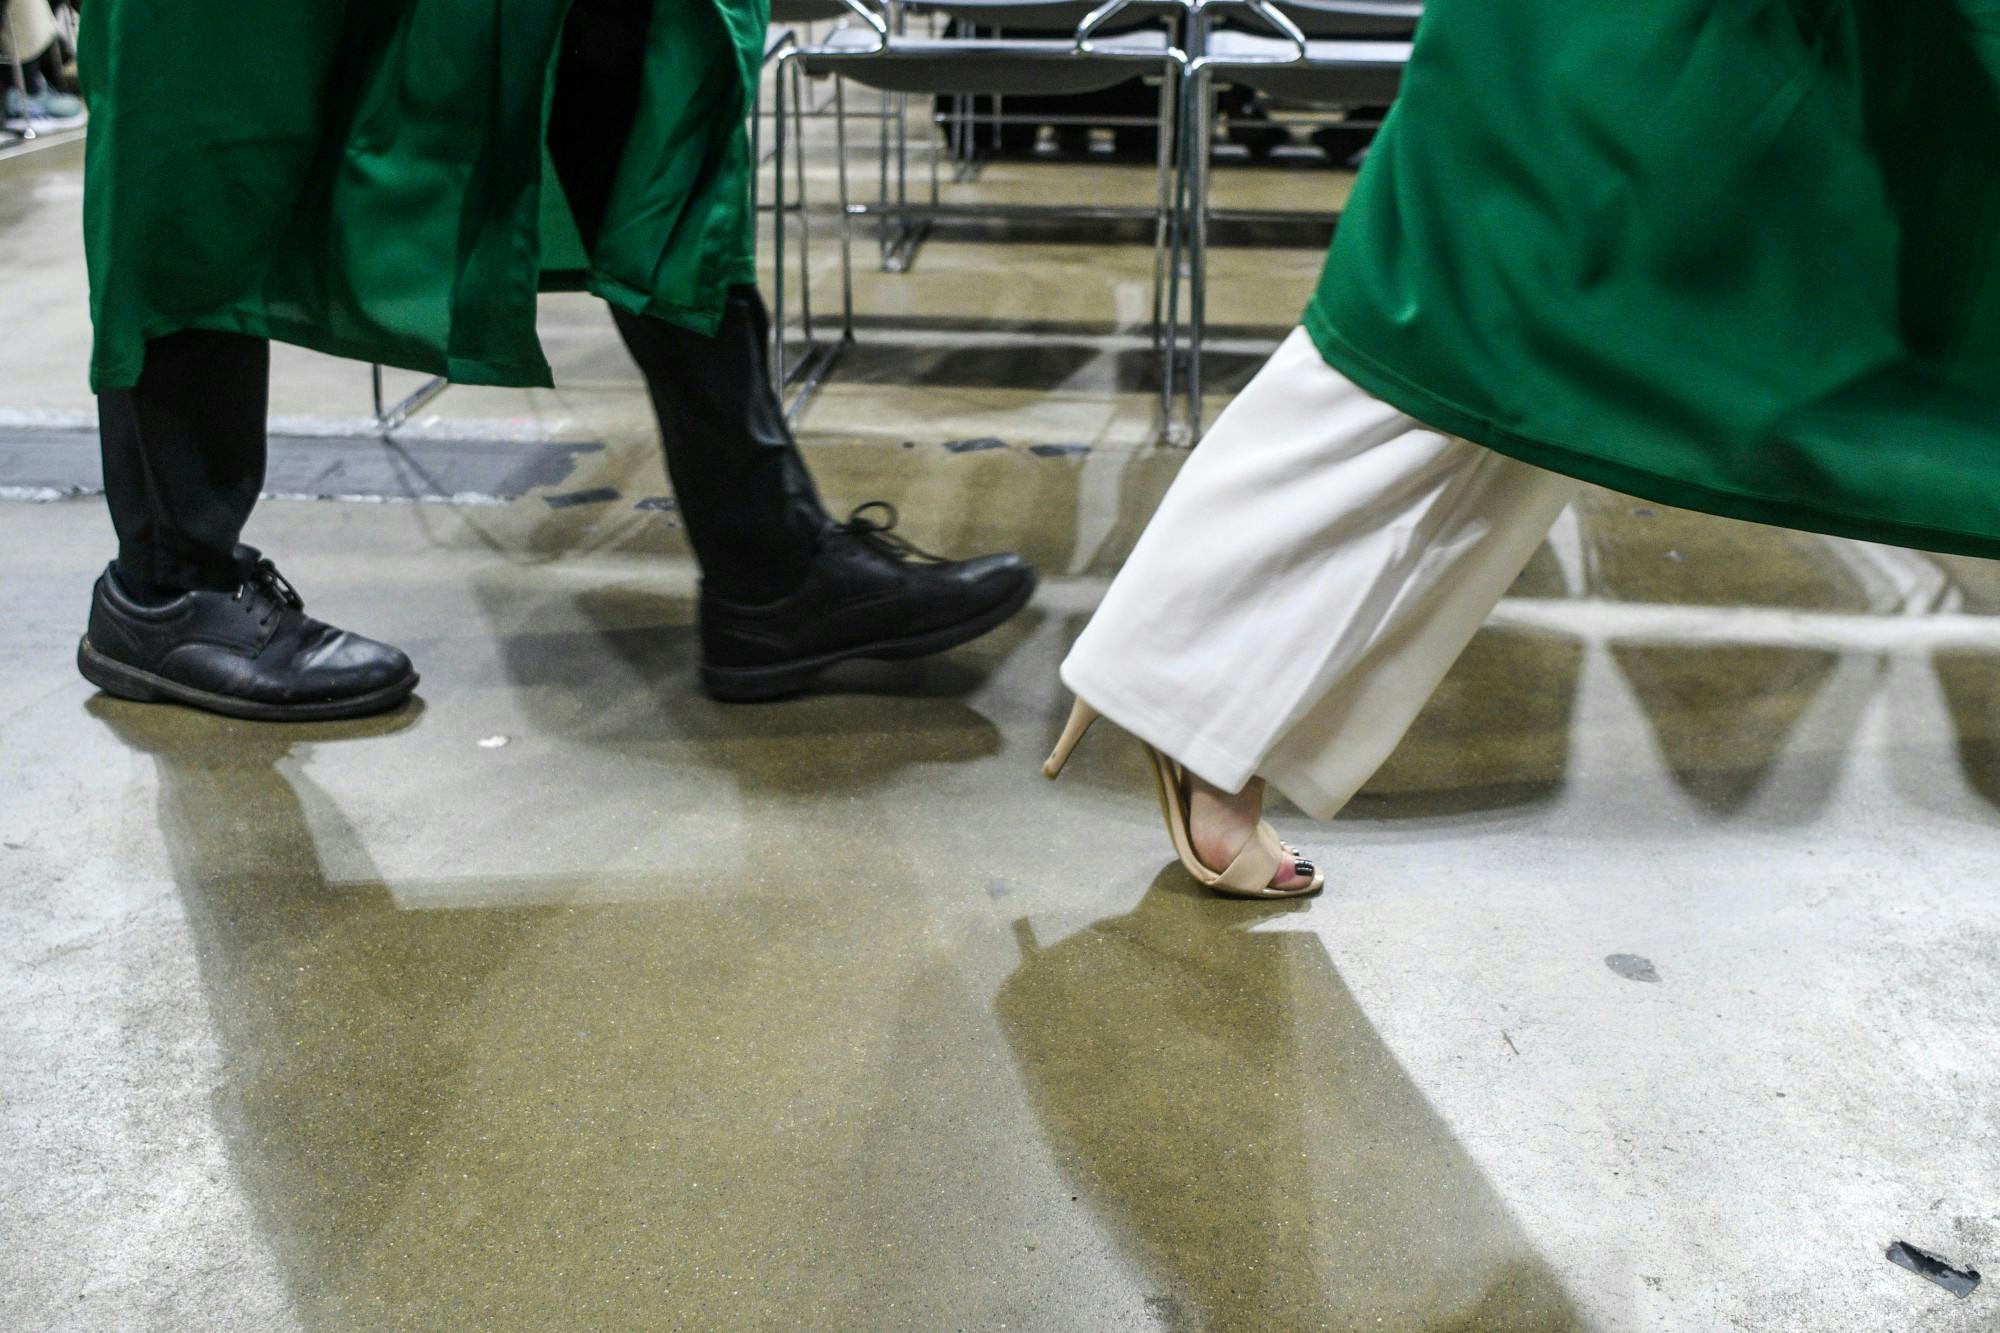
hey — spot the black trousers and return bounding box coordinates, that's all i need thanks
[99,0,826,605]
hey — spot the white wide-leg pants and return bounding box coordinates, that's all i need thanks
[1061,328,1582,819]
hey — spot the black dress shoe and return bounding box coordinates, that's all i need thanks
[77,548,419,722]
[699,503,1037,702]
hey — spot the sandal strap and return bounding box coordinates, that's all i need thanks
[1216,821,1288,894]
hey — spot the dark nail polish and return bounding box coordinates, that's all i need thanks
[1293,860,1314,877]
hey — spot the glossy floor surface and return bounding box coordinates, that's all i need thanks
[4,110,1999,1331]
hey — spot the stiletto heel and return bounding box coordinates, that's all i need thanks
[1042,698,1100,779]
[1041,695,1324,899]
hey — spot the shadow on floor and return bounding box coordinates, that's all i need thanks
[826,336,1276,401]
[1933,648,2000,814]
[995,871,1589,1330]
[89,698,564,1322]
[1348,627,1586,820]
[88,695,983,1326]
[468,577,1029,797]
[1611,643,1846,817]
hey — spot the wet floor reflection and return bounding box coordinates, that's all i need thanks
[90,698,1014,1325]
[1933,648,2000,811]
[472,578,1019,789]
[1350,627,1585,819]
[996,875,1586,1331]
[90,700,558,1320]
[828,337,1277,402]
[1610,644,1844,816]
[1578,494,1870,612]
[90,683,1590,1328]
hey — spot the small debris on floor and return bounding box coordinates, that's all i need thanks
[544,486,621,509]
[1664,549,1685,562]
[943,437,1006,454]
[634,496,679,512]
[1605,953,1661,983]
[477,735,510,750]
[1028,442,1091,458]
[1631,505,1657,517]
[1886,1241,1981,1298]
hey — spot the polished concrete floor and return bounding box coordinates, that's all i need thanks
[5,112,2000,1332]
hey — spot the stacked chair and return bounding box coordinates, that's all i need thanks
[771,0,1190,406]
[766,0,1418,435]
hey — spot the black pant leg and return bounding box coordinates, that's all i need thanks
[607,294,829,603]
[98,330,270,593]
[546,0,827,604]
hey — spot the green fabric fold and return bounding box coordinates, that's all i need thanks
[79,0,766,393]
[1309,0,2000,556]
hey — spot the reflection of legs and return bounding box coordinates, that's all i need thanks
[1062,327,1579,820]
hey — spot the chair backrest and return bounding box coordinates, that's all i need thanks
[908,0,1180,31]
[799,32,1178,97]
[1221,0,1417,40]
[771,0,857,24]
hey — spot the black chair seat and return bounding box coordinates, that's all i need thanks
[799,28,1177,97]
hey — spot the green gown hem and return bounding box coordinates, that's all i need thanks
[1303,301,2000,563]
[586,274,724,340]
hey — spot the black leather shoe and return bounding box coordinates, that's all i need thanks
[699,503,1037,702]
[77,548,418,722]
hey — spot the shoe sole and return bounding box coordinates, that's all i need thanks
[77,637,419,723]
[700,570,1038,703]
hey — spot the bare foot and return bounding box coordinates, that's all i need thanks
[1185,774,1316,892]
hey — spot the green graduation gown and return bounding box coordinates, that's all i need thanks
[1307,0,2000,558]
[79,0,766,394]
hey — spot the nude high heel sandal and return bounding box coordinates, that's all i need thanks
[1043,699,1325,899]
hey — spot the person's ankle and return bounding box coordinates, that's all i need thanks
[1187,777,1260,867]
[111,561,190,608]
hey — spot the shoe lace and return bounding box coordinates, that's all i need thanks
[835,501,946,565]
[232,556,305,630]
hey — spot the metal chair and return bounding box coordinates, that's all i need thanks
[1167,0,1415,429]
[755,19,857,414]
[775,0,1189,412]
[886,0,1184,263]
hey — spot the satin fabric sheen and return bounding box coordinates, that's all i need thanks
[1308,0,2000,557]
[78,0,766,392]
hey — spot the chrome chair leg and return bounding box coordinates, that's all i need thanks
[772,52,791,394]
[1149,62,1176,353]
[1188,66,1214,433]
[835,74,856,341]
[1162,60,1199,437]
[793,54,816,348]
